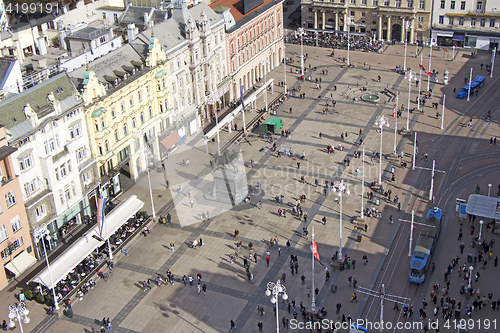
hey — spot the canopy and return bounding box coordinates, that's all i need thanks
[161,131,181,150]
[5,251,36,276]
[33,195,144,289]
[466,194,500,220]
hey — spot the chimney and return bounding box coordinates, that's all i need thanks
[127,23,136,41]
[108,27,113,41]
[143,13,148,26]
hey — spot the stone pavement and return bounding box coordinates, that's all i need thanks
[1,43,499,333]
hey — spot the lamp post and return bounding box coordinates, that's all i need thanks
[491,47,497,78]
[468,266,474,288]
[334,179,350,258]
[297,27,305,78]
[283,43,287,94]
[209,98,221,156]
[8,303,30,333]
[418,54,422,110]
[33,224,59,312]
[265,280,288,333]
[467,67,473,101]
[375,115,390,184]
[260,59,270,112]
[347,18,353,66]
[141,145,156,219]
[361,146,365,219]
[441,95,445,129]
[406,70,414,130]
[427,44,433,91]
[479,220,484,241]
[403,19,411,71]
[488,184,492,196]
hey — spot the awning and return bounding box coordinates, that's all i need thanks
[465,194,500,220]
[5,251,37,276]
[436,32,454,37]
[161,131,181,150]
[453,33,465,41]
[33,195,144,289]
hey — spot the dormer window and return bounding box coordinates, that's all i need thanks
[12,117,17,123]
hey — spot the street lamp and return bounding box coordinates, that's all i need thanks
[209,97,221,156]
[346,18,354,66]
[297,27,305,79]
[260,59,270,112]
[468,266,474,289]
[8,303,30,333]
[403,19,411,71]
[283,43,287,94]
[265,279,288,333]
[427,43,433,91]
[479,220,484,241]
[375,115,390,184]
[333,180,350,258]
[33,224,59,312]
[140,145,156,219]
[406,70,414,130]
[488,184,492,197]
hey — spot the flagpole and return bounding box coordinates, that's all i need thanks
[427,45,432,91]
[418,54,422,110]
[99,186,113,260]
[467,68,473,101]
[311,226,316,312]
[394,93,398,154]
[361,146,364,219]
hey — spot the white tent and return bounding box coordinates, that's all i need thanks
[466,194,500,220]
[33,195,144,289]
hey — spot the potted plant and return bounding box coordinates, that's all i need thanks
[35,293,45,304]
[23,289,33,301]
[45,296,54,307]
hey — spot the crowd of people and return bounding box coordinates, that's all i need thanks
[286,31,384,53]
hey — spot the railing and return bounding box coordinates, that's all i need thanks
[22,64,61,90]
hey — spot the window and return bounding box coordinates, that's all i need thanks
[449,17,454,25]
[140,112,144,123]
[121,102,125,113]
[407,0,413,7]
[129,96,133,107]
[0,225,7,243]
[418,16,423,22]
[1,237,23,259]
[5,190,16,208]
[100,117,105,129]
[123,124,128,136]
[111,107,116,118]
[384,0,389,5]
[459,17,464,25]
[59,189,64,204]
[162,78,166,89]
[60,163,67,178]
[395,0,401,7]
[76,147,86,161]
[372,12,377,18]
[23,179,36,196]
[419,0,424,9]
[471,17,476,26]
[146,85,150,96]
[114,130,119,142]
[440,0,444,9]
[361,11,366,17]
[171,82,175,93]
[373,0,378,5]
[18,154,33,171]
[460,1,465,9]
[149,106,153,118]
[64,186,71,202]
[35,203,46,219]
[350,11,355,16]
[450,1,455,9]
[491,19,496,28]
[10,215,21,233]
[105,140,109,152]
[466,36,477,47]
[132,117,136,128]
[361,0,366,4]
[350,0,355,3]
[439,16,444,24]
[69,123,81,139]
[138,90,142,101]
[477,1,482,10]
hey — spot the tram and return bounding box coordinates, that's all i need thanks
[456,75,486,98]
[409,207,442,284]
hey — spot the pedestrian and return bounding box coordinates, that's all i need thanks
[353,278,357,288]
[230,320,236,330]
[348,276,352,287]
[202,284,207,294]
[190,199,194,208]
[322,216,327,225]
[258,321,263,332]
[460,243,465,254]
[170,242,175,251]
[197,283,201,294]
[351,292,358,302]
[301,275,306,284]
[390,214,393,223]
[363,254,368,264]
[266,255,270,267]
[121,248,128,256]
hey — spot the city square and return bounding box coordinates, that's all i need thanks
[0,37,499,333]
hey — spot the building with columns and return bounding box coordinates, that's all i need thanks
[430,0,500,49]
[211,0,284,103]
[300,0,432,43]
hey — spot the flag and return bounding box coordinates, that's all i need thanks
[240,85,245,109]
[393,105,397,120]
[97,197,106,238]
[419,64,438,82]
[310,240,320,261]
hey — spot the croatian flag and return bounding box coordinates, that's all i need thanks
[393,105,397,120]
[310,240,320,261]
[97,197,106,238]
[240,85,245,109]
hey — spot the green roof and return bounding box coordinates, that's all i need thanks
[264,117,282,126]
[155,69,167,78]
[91,106,106,117]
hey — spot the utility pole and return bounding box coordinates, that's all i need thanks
[413,160,446,202]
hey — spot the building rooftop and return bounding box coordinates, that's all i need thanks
[120,5,168,27]
[210,0,282,31]
[68,27,110,41]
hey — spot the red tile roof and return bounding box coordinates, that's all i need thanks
[210,0,277,24]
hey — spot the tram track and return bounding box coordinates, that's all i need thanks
[358,72,500,332]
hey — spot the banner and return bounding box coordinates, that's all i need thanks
[419,64,439,82]
[240,85,245,109]
[310,240,320,261]
[97,197,106,238]
[393,105,397,120]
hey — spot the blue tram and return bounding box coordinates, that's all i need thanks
[409,207,442,284]
[456,75,486,99]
